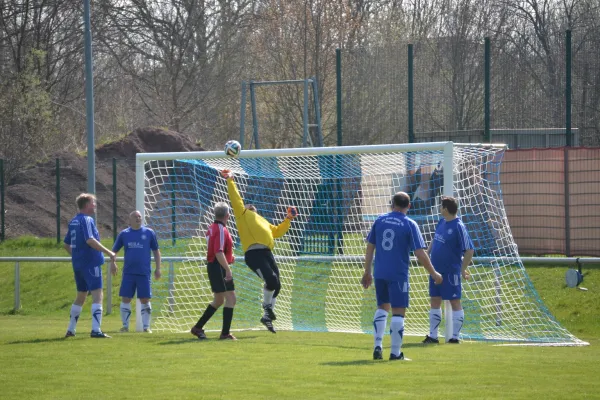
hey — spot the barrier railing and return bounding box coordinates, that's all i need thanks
[2,256,597,314]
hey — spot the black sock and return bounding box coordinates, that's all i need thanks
[195,304,217,329]
[221,307,234,335]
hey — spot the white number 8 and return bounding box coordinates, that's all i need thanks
[382,228,395,250]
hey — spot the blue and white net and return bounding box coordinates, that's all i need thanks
[141,144,585,345]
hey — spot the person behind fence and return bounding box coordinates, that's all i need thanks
[110,210,161,333]
[423,196,474,344]
[63,193,116,339]
[361,192,442,361]
[220,169,298,334]
[190,202,237,340]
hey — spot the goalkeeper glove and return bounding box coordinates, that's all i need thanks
[220,169,233,180]
[286,207,298,220]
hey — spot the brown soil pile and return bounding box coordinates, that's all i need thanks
[3,127,203,240]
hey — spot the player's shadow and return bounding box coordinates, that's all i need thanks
[313,342,423,351]
[158,336,260,345]
[316,343,424,365]
[7,337,71,345]
[320,360,396,366]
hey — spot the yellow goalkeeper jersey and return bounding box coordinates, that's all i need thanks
[226,178,291,253]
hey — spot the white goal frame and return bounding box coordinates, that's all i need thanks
[136,141,508,338]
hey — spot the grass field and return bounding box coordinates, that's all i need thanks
[1,237,599,399]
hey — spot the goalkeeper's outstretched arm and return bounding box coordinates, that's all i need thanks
[221,170,245,219]
[270,207,297,238]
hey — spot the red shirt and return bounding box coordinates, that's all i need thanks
[206,221,234,264]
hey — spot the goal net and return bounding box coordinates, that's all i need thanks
[137,142,586,346]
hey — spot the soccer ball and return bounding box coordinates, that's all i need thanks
[224,140,241,158]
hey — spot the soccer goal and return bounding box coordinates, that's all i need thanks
[136,142,587,346]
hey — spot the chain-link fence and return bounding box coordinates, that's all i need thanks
[340,31,599,147]
[1,147,599,256]
[0,157,138,243]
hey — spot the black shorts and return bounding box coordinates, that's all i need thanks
[244,248,280,287]
[207,261,235,293]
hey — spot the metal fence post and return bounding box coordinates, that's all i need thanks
[302,79,309,147]
[250,81,260,149]
[565,29,572,147]
[112,157,117,242]
[239,81,247,148]
[56,158,61,244]
[407,44,414,143]
[1,159,4,242]
[564,147,571,257]
[168,260,175,314]
[171,173,176,246]
[106,263,112,314]
[484,37,491,143]
[14,261,20,312]
[336,48,342,146]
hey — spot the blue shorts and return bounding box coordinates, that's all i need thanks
[73,266,103,292]
[119,273,152,299]
[375,278,409,308]
[429,272,462,300]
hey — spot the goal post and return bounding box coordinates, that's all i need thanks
[135,141,587,346]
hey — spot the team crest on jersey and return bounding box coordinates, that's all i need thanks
[447,228,453,234]
[141,234,147,240]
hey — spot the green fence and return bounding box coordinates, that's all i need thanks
[1,30,599,253]
[0,157,138,245]
[338,30,599,147]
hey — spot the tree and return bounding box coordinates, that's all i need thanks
[98,0,254,143]
[0,50,59,181]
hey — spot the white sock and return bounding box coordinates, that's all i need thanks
[91,303,103,332]
[373,309,388,349]
[390,315,405,356]
[120,302,132,328]
[68,304,82,333]
[142,302,152,330]
[271,297,277,310]
[263,288,274,308]
[429,308,442,339]
[452,309,465,339]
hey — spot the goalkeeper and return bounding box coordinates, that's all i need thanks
[220,169,298,333]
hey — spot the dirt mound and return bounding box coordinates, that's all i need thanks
[3,127,203,240]
[96,126,203,160]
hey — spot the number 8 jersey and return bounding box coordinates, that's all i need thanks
[366,211,426,281]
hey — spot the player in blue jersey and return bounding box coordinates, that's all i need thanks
[362,192,442,361]
[110,210,161,333]
[63,193,116,338]
[423,196,474,344]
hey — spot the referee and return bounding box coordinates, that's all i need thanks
[190,202,237,340]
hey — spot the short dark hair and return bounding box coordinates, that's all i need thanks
[391,192,410,209]
[441,196,459,215]
[76,193,95,210]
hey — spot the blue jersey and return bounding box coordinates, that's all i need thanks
[367,211,426,281]
[112,227,159,275]
[430,218,474,273]
[64,213,104,270]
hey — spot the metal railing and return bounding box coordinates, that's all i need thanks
[2,256,598,314]
[0,256,192,314]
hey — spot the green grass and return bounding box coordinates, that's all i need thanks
[0,237,599,399]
